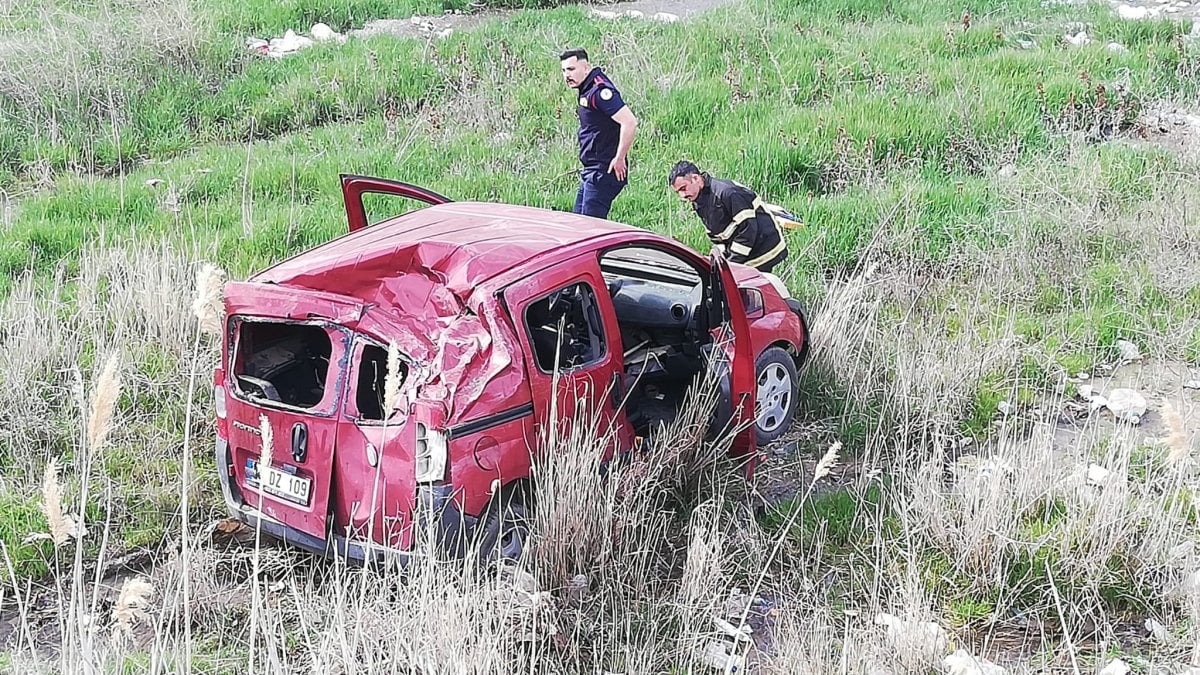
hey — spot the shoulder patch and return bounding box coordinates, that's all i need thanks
[600,88,613,101]
[579,96,588,107]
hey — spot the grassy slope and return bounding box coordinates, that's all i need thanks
[0,0,1199,667]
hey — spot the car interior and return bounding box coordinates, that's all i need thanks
[598,246,719,435]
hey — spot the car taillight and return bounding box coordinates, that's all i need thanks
[214,385,227,419]
[414,422,447,483]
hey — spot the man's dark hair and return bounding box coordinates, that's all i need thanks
[559,48,588,62]
[668,160,701,186]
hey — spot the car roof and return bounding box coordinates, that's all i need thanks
[252,201,653,304]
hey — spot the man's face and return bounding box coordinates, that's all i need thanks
[561,56,588,88]
[671,174,704,202]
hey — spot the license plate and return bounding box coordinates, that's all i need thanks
[251,461,312,506]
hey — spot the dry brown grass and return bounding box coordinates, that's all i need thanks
[0,0,206,129]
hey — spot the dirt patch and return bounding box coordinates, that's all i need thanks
[1050,358,1200,453]
[1119,103,1200,158]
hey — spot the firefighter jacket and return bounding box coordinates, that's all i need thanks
[691,174,788,270]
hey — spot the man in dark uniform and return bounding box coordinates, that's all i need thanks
[667,161,796,274]
[560,47,638,219]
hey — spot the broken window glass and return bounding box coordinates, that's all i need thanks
[524,282,607,372]
[234,321,332,409]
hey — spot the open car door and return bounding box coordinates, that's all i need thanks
[340,174,452,232]
[706,249,757,462]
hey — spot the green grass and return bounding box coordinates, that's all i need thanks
[0,0,1198,644]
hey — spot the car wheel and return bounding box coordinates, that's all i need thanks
[476,495,531,566]
[754,346,798,445]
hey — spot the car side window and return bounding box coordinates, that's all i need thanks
[524,282,607,373]
[351,342,407,422]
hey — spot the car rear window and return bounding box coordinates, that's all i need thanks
[233,321,334,411]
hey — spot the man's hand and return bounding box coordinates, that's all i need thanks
[609,106,638,183]
[608,155,628,181]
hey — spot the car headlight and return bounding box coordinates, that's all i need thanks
[214,385,227,419]
[415,422,448,483]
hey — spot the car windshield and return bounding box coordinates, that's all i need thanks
[601,246,702,286]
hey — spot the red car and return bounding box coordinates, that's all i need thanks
[213,175,809,563]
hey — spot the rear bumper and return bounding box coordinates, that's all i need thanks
[214,438,474,565]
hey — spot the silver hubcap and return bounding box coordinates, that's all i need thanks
[756,363,792,434]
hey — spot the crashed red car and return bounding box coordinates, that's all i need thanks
[213,175,809,563]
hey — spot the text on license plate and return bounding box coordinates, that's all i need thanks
[256,463,312,506]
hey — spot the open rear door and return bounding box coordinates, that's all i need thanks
[340,174,452,232]
[708,250,757,462]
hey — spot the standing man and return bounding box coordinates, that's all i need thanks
[667,161,797,273]
[560,47,638,219]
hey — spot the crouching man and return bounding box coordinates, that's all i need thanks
[667,161,802,274]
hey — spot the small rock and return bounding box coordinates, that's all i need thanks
[145,178,165,188]
[1077,371,1090,380]
[589,8,618,20]
[1144,617,1171,642]
[437,28,454,39]
[651,11,680,22]
[311,22,336,41]
[997,400,1013,416]
[566,573,590,605]
[1117,339,1142,361]
[1107,388,1147,424]
[1087,463,1111,486]
[1078,384,1094,399]
[998,164,1017,177]
[1107,42,1129,53]
[622,9,645,18]
[1065,30,1092,46]
[1184,379,1200,390]
[1018,39,1036,49]
[1098,658,1130,675]
[1117,4,1151,18]
[1089,395,1108,412]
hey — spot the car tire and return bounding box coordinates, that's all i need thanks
[754,346,799,445]
[476,494,531,566]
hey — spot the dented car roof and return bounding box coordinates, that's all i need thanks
[253,202,640,306]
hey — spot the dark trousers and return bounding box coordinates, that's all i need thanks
[573,168,626,219]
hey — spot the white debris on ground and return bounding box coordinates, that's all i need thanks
[1069,378,1151,425]
[1114,1,1194,17]
[245,5,681,58]
[1144,617,1172,643]
[1098,657,1131,675]
[1106,387,1148,424]
[246,13,466,58]
[1116,339,1142,363]
[943,649,1007,675]
[1086,462,1112,486]
[589,7,680,21]
[246,23,347,58]
[873,613,950,664]
[1064,30,1092,46]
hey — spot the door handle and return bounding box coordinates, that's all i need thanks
[291,422,308,463]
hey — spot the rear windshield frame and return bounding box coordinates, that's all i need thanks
[228,316,351,418]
